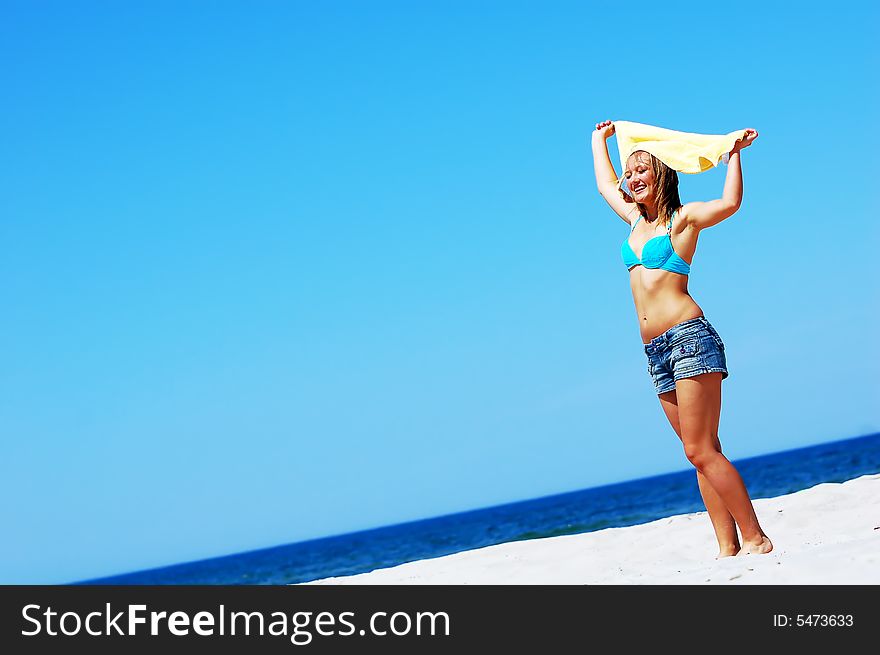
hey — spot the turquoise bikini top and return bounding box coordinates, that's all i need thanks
[621,208,691,275]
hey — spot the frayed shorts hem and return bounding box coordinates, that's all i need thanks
[654,367,729,395]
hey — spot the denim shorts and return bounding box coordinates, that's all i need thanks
[644,316,729,394]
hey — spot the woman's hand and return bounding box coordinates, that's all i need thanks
[732,128,758,153]
[593,120,615,140]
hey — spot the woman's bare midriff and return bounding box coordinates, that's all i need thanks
[629,266,703,344]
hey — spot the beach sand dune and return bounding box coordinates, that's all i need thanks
[302,473,880,585]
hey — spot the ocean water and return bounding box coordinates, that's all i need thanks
[79,432,880,585]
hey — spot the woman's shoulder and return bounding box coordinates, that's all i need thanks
[627,211,644,229]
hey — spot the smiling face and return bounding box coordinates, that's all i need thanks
[622,150,682,225]
[625,151,655,202]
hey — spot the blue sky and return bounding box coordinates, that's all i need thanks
[1,1,878,584]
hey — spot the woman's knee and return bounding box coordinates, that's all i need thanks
[683,443,720,469]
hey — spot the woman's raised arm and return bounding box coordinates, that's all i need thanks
[592,120,638,224]
[684,129,758,230]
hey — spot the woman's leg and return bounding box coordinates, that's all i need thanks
[675,373,773,555]
[658,390,740,557]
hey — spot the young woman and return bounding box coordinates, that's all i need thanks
[591,119,773,558]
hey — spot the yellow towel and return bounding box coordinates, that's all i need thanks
[613,120,747,189]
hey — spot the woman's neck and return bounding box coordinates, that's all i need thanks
[639,200,660,222]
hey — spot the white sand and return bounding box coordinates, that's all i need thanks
[301,473,880,585]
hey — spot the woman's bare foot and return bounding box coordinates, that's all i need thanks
[735,535,773,556]
[715,545,741,559]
